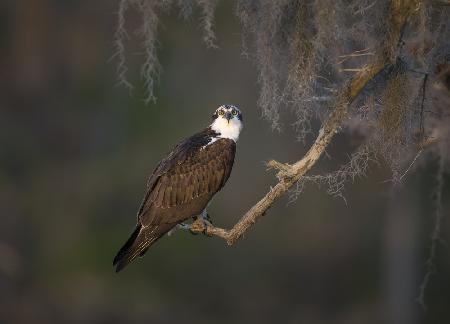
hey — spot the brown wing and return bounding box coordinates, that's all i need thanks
[140,138,236,227]
[113,134,236,272]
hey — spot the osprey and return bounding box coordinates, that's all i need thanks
[113,104,243,272]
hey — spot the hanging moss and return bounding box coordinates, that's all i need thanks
[114,0,450,176]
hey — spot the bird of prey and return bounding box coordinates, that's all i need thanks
[113,104,243,272]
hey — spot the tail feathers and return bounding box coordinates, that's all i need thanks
[113,224,149,272]
[113,224,166,272]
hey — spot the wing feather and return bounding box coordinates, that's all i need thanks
[114,129,237,272]
[139,137,235,226]
[146,139,235,213]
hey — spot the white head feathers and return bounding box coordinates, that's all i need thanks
[210,105,243,142]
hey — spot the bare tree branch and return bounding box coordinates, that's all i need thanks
[190,0,421,245]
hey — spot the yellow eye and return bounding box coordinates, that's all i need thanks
[232,109,238,115]
[218,110,225,116]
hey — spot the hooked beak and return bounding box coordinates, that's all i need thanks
[225,112,232,124]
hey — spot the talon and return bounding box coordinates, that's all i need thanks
[189,219,204,235]
[202,219,213,237]
[188,217,213,237]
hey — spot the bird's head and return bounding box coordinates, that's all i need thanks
[210,104,243,142]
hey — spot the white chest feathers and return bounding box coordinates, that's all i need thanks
[210,117,243,142]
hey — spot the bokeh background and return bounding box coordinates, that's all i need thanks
[1,1,449,323]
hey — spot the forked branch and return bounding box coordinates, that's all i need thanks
[190,0,421,245]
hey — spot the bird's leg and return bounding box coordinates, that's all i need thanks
[189,209,213,236]
[167,223,189,236]
[200,208,213,225]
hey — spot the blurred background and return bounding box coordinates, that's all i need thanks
[0,1,449,323]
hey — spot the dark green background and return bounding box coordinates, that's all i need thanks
[1,1,449,323]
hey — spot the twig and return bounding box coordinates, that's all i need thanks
[380,136,438,184]
[339,68,366,73]
[399,149,423,181]
[337,50,375,65]
[190,0,421,245]
[397,136,437,182]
